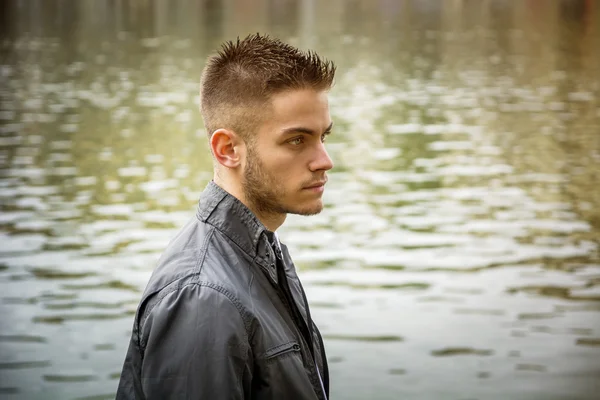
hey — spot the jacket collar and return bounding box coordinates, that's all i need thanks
[196,181,279,283]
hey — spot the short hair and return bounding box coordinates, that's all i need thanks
[199,33,336,141]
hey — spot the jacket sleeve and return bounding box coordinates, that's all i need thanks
[138,283,253,399]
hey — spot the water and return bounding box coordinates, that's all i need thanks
[0,1,599,399]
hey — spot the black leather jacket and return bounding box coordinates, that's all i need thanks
[117,181,329,400]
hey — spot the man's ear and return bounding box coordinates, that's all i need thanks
[210,128,244,168]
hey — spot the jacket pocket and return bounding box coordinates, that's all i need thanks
[264,341,301,362]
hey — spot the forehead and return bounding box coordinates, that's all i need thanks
[265,89,331,127]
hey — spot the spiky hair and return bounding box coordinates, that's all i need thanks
[200,33,336,139]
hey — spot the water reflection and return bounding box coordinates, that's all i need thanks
[0,0,599,399]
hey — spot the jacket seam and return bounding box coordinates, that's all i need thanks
[202,189,225,223]
[198,281,253,341]
[138,227,214,337]
[139,281,252,351]
[204,226,273,282]
[193,226,214,279]
[209,229,274,287]
[139,283,182,349]
[210,227,265,269]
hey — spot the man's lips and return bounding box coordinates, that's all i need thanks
[303,180,327,190]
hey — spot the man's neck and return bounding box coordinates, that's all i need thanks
[254,210,286,233]
[212,176,286,232]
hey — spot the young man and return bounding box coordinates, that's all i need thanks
[117,34,335,399]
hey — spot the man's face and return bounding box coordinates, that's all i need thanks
[241,89,334,218]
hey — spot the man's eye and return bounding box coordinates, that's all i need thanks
[289,137,304,146]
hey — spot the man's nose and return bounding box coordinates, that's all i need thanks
[309,143,334,172]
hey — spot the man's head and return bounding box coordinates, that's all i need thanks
[200,34,336,230]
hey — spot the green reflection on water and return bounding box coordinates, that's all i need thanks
[313,281,430,290]
[324,335,404,342]
[43,374,97,383]
[32,311,134,324]
[30,267,95,280]
[431,347,494,357]
[0,360,52,370]
[0,335,47,343]
[575,338,600,347]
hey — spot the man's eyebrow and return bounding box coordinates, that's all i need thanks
[281,122,334,136]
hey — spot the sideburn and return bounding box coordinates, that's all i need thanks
[242,144,286,216]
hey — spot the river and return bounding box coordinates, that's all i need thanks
[0,1,599,399]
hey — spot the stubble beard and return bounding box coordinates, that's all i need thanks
[242,145,324,219]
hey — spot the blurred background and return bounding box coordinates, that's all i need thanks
[0,0,599,399]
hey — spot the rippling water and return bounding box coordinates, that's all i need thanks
[1,1,599,399]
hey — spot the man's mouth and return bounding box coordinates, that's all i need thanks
[302,180,327,192]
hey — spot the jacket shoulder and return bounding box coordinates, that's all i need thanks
[139,281,252,347]
[142,217,213,297]
[137,216,256,328]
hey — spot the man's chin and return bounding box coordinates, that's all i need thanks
[286,200,324,216]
